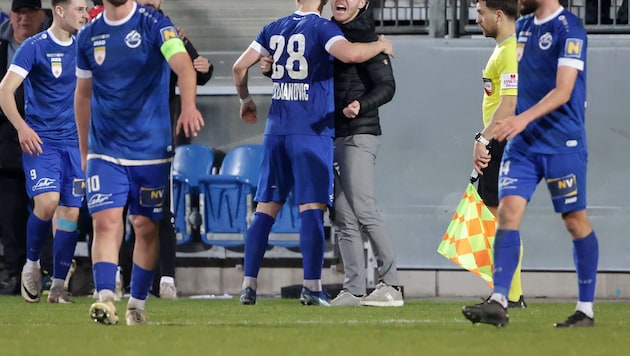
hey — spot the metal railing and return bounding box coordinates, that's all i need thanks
[372,0,630,37]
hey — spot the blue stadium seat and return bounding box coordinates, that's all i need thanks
[198,144,263,247]
[172,144,214,245]
[269,188,301,248]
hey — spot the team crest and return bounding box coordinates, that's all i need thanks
[94,46,106,65]
[51,59,62,78]
[516,44,524,62]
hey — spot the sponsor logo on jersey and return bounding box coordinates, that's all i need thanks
[501,73,518,90]
[564,38,583,58]
[564,196,578,204]
[539,32,553,50]
[140,187,165,207]
[94,46,105,65]
[88,193,113,208]
[498,177,518,189]
[72,179,86,197]
[547,174,578,200]
[125,30,142,49]
[32,177,56,191]
[160,26,178,42]
[482,77,493,96]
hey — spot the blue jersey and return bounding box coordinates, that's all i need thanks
[251,11,345,137]
[76,3,176,163]
[513,8,587,154]
[10,30,77,145]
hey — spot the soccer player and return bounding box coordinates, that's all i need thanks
[75,0,204,325]
[0,0,88,304]
[472,0,526,309]
[462,0,599,327]
[233,0,394,306]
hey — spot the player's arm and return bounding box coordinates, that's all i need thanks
[74,76,92,171]
[232,47,262,124]
[0,70,43,156]
[329,35,394,64]
[474,94,516,174]
[494,66,577,141]
[164,38,205,138]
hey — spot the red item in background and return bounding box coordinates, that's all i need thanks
[88,5,103,21]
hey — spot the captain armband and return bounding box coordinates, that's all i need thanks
[160,38,186,61]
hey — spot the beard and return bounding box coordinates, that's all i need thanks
[107,0,128,7]
[519,0,538,16]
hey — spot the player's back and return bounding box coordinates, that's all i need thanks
[513,9,587,155]
[12,30,77,145]
[76,3,173,162]
[256,12,343,137]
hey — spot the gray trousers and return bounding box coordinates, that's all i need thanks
[333,134,399,295]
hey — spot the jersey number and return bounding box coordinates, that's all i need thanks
[269,34,308,80]
[86,175,101,193]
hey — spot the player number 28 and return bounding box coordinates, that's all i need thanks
[269,34,308,80]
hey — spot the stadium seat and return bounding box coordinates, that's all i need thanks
[198,144,263,247]
[172,144,214,245]
[269,188,301,248]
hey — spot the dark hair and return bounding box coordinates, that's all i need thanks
[479,0,518,20]
[92,0,103,5]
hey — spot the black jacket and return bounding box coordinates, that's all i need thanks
[333,5,396,137]
[0,39,25,173]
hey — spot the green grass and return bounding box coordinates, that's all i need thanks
[1,296,629,355]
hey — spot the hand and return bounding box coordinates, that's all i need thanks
[260,55,273,76]
[342,100,360,119]
[177,27,187,43]
[472,141,491,175]
[378,35,395,58]
[193,56,211,73]
[494,115,528,141]
[17,125,43,156]
[240,101,257,124]
[175,106,205,137]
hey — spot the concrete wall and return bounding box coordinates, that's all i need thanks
[190,36,630,274]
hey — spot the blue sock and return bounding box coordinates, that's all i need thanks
[573,231,599,302]
[243,212,274,277]
[130,263,156,300]
[52,230,78,280]
[26,214,52,261]
[93,262,117,292]
[492,229,521,297]
[299,209,325,280]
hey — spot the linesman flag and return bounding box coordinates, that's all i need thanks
[437,183,497,288]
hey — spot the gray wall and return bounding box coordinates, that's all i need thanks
[193,36,630,272]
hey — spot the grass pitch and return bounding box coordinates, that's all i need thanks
[1,295,629,355]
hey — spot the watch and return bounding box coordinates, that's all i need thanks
[474,132,490,146]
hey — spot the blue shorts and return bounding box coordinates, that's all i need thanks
[255,134,333,206]
[22,144,85,208]
[498,147,588,213]
[86,158,170,220]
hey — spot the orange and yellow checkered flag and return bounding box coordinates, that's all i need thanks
[437,183,497,288]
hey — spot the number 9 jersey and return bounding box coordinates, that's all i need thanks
[250,11,345,138]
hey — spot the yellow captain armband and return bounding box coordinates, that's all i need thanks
[161,38,186,61]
